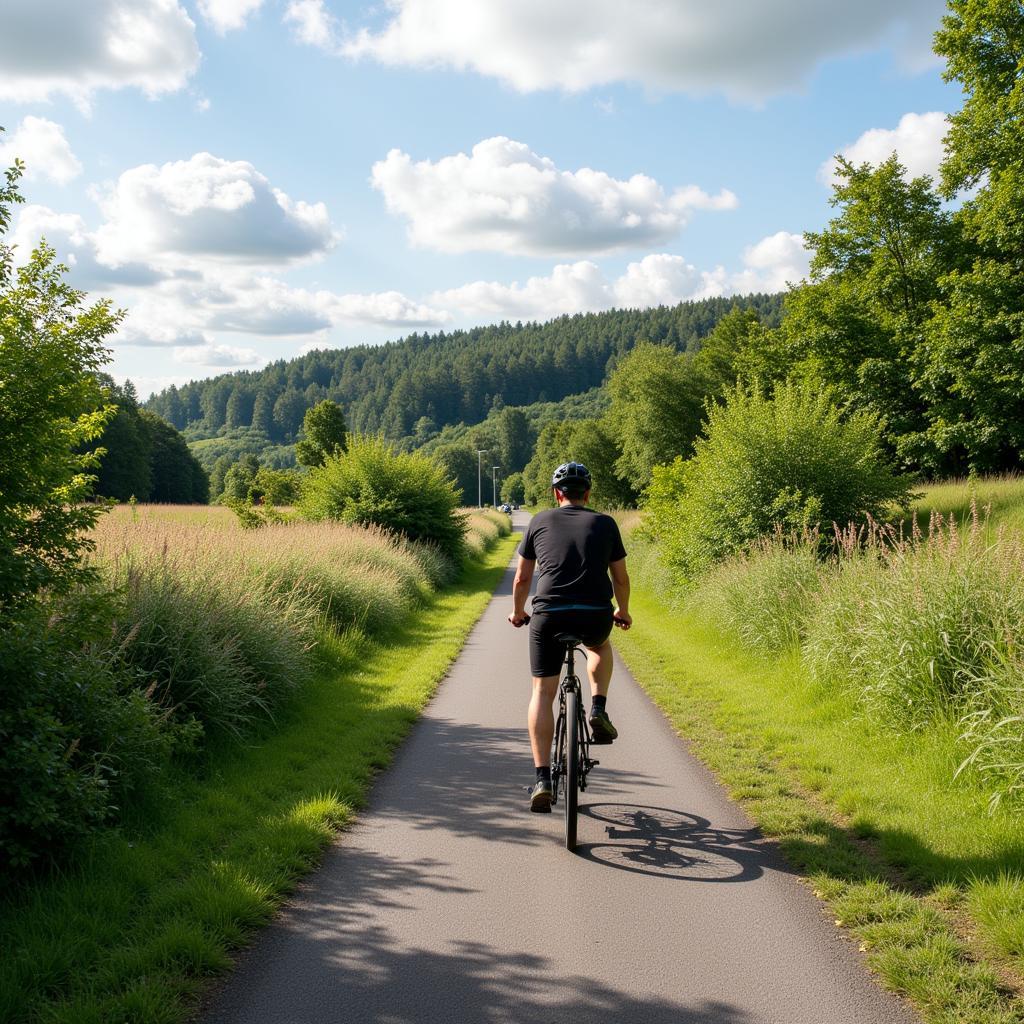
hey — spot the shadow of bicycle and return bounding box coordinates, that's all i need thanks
[576,804,775,882]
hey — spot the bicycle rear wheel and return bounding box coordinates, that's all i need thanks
[564,689,579,850]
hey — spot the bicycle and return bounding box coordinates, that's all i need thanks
[550,634,600,851]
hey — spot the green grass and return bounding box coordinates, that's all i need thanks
[911,476,1024,536]
[615,583,1024,1023]
[0,534,518,1024]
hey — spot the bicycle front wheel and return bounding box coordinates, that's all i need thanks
[564,689,579,850]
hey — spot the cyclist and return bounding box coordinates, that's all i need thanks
[508,462,632,812]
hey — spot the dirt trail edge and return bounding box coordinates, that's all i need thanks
[203,512,917,1024]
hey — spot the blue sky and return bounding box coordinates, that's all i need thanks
[2,0,960,398]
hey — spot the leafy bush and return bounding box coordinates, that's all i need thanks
[692,534,823,654]
[0,160,117,613]
[643,381,913,583]
[300,435,466,558]
[0,595,172,873]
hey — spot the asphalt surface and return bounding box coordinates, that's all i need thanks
[203,511,918,1024]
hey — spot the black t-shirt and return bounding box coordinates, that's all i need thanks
[518,506,627,612]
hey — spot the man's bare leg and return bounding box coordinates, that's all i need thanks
[585,639,613,697]
[528,675,560,766]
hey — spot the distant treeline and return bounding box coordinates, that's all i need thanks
[145,295,784,448]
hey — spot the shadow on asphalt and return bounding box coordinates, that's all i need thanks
[368,718,662,847]
[576,803,774,882]
[209,843,754,1024]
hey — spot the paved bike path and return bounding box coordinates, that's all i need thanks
[203,512,916,1024]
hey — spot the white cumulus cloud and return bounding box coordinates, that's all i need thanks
[612,254,723,307]
[12,205,166,287]
[174,343,265,366]
[372,137,737,257]
[730,231,810,292]
[198,0,263,33]
[93,152,339,270]
[0,118,82,185]
[821,111,948,183]
[431,232,808,321]
[343,0,943,101]
[0,0,199,106]
[284,0,340,48]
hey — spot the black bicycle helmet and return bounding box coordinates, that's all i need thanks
[551,461,593,491]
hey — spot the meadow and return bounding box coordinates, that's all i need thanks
[615,476,1024,1023]
[1,504,514,1024]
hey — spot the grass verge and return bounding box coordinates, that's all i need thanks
[0,533,518,1024]
[615,582,1024,1024]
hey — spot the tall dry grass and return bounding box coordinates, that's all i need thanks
[87,506,510,739]
[677,507,1024,803]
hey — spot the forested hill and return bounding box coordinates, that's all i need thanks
[145,294,782,446]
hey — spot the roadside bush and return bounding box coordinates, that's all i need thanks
[463,508,511,560]
[693,534,823,654]
[300,434,466,559]
[0,594,172,873]
[643,381,913,583]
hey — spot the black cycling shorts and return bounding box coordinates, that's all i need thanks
[528,607,614,678]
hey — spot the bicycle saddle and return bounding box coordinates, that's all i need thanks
[554,633,584,647]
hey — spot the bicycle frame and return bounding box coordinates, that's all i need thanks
[551,641,599,819]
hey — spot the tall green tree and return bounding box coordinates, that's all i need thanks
[692,307,763,395]
[768,156,966,470]
[139,410,208,503]
[493,406,534,473]
[0,154,117,611]
[605,342,707,492]
[295,399,348,467]
[522,418,635,508]
[922,0,1024,470]
[92,379,152,501]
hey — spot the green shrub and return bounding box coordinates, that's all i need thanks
[0,161,117,614]
[643,381,913,583]
[693,534,823,654]
[299,435,466,559]
[0,594,172,873]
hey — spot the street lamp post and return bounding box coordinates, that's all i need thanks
[476,450,488,508]
[492,466,499,508]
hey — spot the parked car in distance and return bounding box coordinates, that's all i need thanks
[499,503,512,514]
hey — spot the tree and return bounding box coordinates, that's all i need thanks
[606,343,707,492]
[222,454,260,501]
[208,454,232,501]
[92,380,152,501]
[225,385,254,430]
[521,418,635,509]
[295,399,348,467]
[770,156,966,471]
[431,443,479,505]
[273,387,307,441]
[139,410,208,503]
[500,471,525,505]
[251,390,274,436]
[921,0,1024,471]
[250,467,301,506]
[0,154,117,611]
[493,406,534,473]
[692,307,763,395]
[300,435,466,558]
